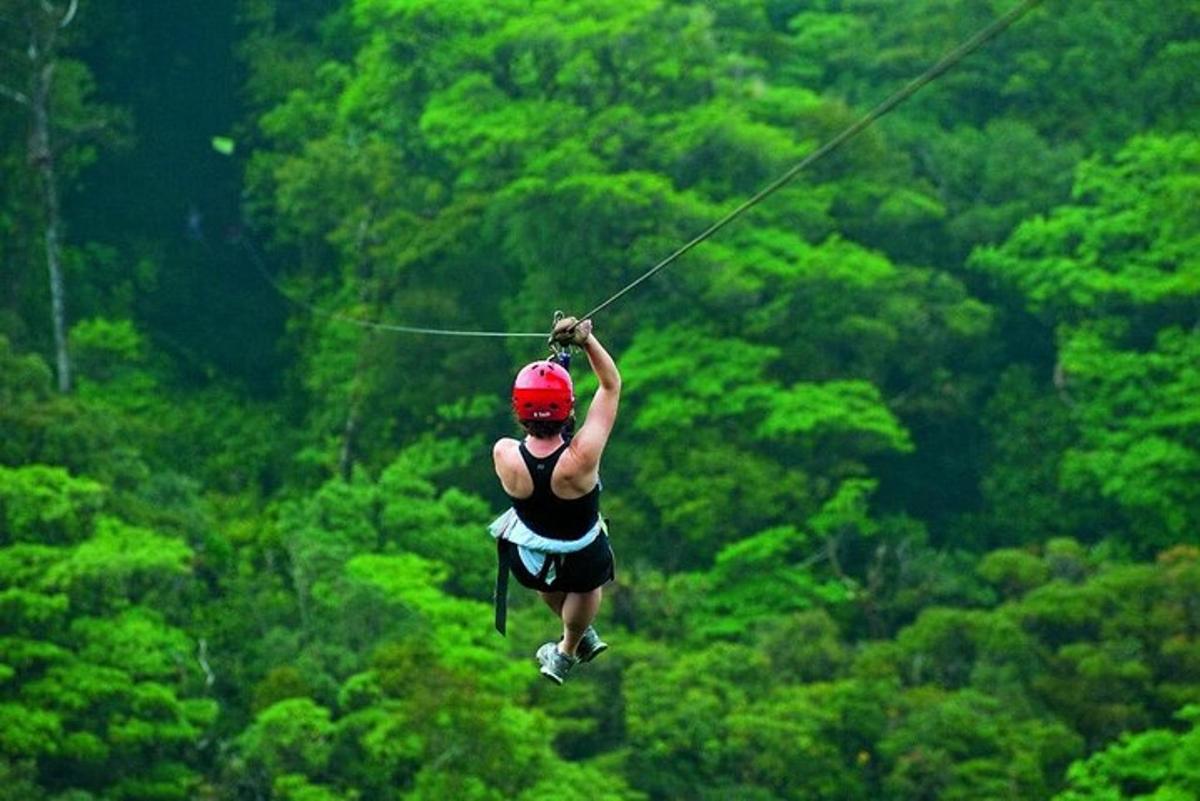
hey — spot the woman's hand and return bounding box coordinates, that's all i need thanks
[550,316,592,347]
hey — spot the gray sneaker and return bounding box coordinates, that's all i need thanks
[536,642,578,685]
[576,626,609,663]
[557,626,610,664]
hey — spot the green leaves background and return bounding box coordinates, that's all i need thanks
[1,0,1198,798]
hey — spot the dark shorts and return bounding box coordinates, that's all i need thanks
[508,532,615,594]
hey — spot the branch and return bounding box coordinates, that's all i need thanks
[196,638,216,688]
[60,0,78,29]
[0,82,28,105]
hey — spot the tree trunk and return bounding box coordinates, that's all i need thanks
[5,2,78,393]
[30,59,71,393]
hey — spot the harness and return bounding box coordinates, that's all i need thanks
[489,439,603,635]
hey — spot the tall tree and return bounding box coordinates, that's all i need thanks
[0,0,121,392]
[1,1,78,391]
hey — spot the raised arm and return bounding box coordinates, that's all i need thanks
[552,319,620,473]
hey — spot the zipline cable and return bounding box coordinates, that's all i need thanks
[251,0,1044,338]
[578,0,1046,321]
[242,237,546,338]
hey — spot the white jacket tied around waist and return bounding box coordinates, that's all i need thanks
[488,508,603,586]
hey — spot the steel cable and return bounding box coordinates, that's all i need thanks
[579,0,1046,321]
[252,0,1045,338]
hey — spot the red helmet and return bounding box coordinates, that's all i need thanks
[512,361,574,421]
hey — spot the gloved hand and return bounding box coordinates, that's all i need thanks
[550,316,592,347]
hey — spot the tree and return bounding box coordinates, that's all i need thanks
[972,134,1200,551]
[0,464,214,800]
[0,0,123,392]
[1053,706,1200,801]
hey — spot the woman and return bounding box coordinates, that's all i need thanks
[490,317,621,684]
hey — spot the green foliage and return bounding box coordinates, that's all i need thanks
[964,366,1083,549]
[694,524,846,638]
[69,318,144,379]
[759,380,912,455]
[972,134,1200,320]
[977,547,1050,599]
[0,466,104,545]
[0,0,1197,799]
[878,688,1082,801]
[238,698,337,779]
[1057,326,1200,549]
[0,467,209,800]
[973,134,1200,552]
[1054,706,1200,801]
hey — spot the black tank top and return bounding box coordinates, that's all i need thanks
[508,442,600,541]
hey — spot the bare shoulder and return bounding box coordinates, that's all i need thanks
[493,436,519,453]
[493,437,520,463]
[493,437,531,497]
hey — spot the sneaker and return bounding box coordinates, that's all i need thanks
[557,626,610,664]
[536,642,578,685]
[576,626,609,663]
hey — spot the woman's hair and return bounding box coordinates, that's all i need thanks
[520,414,574,439]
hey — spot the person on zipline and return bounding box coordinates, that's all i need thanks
[489,316,620,684]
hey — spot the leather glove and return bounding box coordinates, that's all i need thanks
[550,316,592,347]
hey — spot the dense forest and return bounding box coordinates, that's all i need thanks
[2,0,1199,798]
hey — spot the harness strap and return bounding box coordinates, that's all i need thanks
[488,509,605,638]
[534,553,561,585]
[494,539,512,635]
